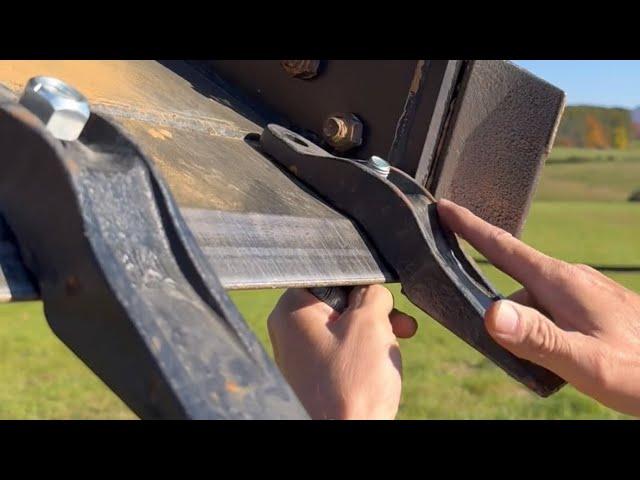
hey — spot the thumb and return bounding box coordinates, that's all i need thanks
[485,300,576,377]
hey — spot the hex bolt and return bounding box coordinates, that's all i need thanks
[19,76,91,141]
[366,155,391,179]
[322,113,363,152]
[281,60,320,79]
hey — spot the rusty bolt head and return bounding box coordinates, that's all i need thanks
[19,76,90,141]
[322,113,363,152]
[281,60,320,80]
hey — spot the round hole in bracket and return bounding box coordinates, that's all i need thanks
[284,133,309,147]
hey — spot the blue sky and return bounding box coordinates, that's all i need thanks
[513,61,640,109]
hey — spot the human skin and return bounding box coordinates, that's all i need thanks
[268,199,640,419]
[268,285,417,420]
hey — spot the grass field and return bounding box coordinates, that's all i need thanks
[548,145,640,164]
[537,145,640,202]
[0,144,638,419]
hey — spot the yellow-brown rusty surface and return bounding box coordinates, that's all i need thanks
[0,61,255,130]
[0,60,391,296]
[0,61,283,212]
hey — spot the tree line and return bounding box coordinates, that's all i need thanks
[554,106,634,149]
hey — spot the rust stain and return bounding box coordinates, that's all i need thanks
[0,61,253,134]
[0,61,155,107]
[409,60,425,93]
[153,156,240,210]
[224,380,248,396]
[64,275,81,296]
[63,156,82,176]
[147,128,173,140]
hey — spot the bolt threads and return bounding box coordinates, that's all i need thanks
[367,156,391,178]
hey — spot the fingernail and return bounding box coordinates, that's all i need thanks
[493,301,520,335]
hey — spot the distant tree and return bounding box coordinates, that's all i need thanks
[553,106,635,148]
[585,114,609,149]
[554,137,576,147]
[612,125,629,149]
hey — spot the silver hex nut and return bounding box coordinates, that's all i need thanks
[19,76,90,141]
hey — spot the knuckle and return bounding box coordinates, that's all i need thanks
[590,347,614,391]
[524,317,559,358]
[612,283,634,303]
[487,226,513,245]
[553,259,574,277]
[574,263,595,273]
[573,263,604,282]
[380,286,394,305]
[359,284,393,310]
[539,258,572,283]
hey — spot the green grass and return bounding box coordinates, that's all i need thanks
[538,144,640,202]
[239,281,634,419]
[464,202,640,266]
[521,202,640,265]
[0,146,638,419]
[548,146,640,163]
[536,159,640,202]
[0,302,134,419]
[4,274,632,420]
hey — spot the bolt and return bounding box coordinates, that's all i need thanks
[322,113,363,152]
[281,60,320,79]
[366,155,391,178]
[19,76,90,141]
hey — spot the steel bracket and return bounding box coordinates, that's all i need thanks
[0,99,308,419]
[259,124,566,397]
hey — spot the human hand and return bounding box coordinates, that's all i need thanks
[437,199,640,417]
[267,285,418,420]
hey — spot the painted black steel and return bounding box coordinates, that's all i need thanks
[0,100,308,419]
[260,124,566,397]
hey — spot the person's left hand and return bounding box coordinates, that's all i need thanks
[268,285,418,420]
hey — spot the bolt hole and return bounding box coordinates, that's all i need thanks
[285,133,309,147]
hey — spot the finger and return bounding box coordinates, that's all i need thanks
[508,288,555,320]
[268,288,336,339]
[508,288,534,306]
[573,263,620,289]
[346,284,394,316]
[389,309,418,338]
[281,288,339,318]
[485,299,591,384]
[437,199,571,301]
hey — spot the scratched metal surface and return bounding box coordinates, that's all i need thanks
[0,60,564,300]
[0,60,391,300]
[183,209,391,289]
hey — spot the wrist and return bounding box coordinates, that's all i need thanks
[337,394,398,420]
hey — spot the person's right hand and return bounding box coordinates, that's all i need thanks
[437,199,640,417]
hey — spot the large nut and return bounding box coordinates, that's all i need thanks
[281,60,320,80]
[19,76,90,141]
[322,113,363,152]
